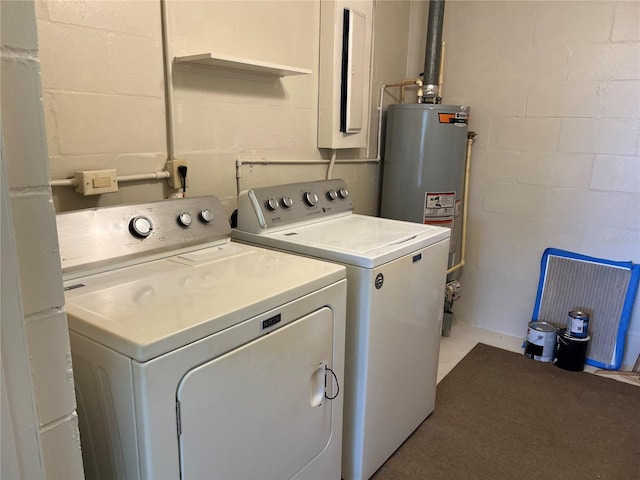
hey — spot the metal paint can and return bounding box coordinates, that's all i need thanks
[568,310,590,338]
[524,321,557,362]
[555,329,590,371]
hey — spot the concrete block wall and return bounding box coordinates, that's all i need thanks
[36,0,418,218]
[442,1,640,368]
[1,0,84,477]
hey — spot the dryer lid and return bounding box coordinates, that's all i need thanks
[63,242,345,362]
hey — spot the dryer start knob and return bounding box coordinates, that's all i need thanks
[129,216,153,238]
[304,191,319,207]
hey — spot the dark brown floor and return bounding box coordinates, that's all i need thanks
[372,343,640,480]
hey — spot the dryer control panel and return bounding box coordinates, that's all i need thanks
[57,195,231,275]
[237,179,354,232]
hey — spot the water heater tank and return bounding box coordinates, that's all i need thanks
[380,103,470,272]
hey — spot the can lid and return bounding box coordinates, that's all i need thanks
[561,330,590,341]
[529,321,557,332]
[569,310,589,319]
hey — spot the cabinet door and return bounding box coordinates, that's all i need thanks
[177,307,334,479]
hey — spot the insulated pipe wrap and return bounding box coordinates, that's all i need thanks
[424,0,445,90]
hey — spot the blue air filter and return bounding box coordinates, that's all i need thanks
[532,248,640,370]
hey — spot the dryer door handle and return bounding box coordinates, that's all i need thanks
[309,362,327,407]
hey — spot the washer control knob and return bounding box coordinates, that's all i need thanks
[266,198,279,211]
[338,188,349,199]
[177,212,192,227]
[327,189,338,201]
[199,209,214,223]
[281,196,294,208]
[129,216,153,238]
[304,191,319,207]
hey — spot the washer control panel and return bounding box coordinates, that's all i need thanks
[237,179,354,232]
[57,195,231,275]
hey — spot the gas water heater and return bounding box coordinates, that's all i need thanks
[380,103,470,272]
[380,103,470,336]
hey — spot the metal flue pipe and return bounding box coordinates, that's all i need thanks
[422,0,445,103]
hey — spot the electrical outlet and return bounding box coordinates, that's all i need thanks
[166,159,188,188]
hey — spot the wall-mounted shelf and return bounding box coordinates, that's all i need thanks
[174,53,312,77]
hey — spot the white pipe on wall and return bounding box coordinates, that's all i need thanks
[446,131,475,275]
[160,0,176,161]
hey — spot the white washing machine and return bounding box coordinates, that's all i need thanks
[232,179,451,480]
[56,195,346,480]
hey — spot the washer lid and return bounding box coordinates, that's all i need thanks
[233,214,450,268]
[63,242,345,362]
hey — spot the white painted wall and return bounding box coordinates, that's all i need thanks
[1,0,84,477]
[441,1,640,369]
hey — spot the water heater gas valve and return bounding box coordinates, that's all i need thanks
[445,280,462,304]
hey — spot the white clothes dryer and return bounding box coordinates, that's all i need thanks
[232,179,451,480]
[57,195,346,480]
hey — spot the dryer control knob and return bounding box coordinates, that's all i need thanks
[304,191,319,207]
[338,188,349,199]
[327,189,338,201]
[281,196,294,208]
[129,216,153,238]
[266,198,279,211]
[177,212,192,227]
[199,209,214,223]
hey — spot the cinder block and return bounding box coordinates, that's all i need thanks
[175,100,238,152]
[1,57,51,188]
[476,241,540,280]
[517,152,593,188]
[550,188,639,230]
[559,118,638,155]
[458,81,527,117]
[526,81,600,118]
[601,81,640,119]
[482,183,551,218]
[613,2,640,41]
[1,0,37,50]
[54,93,165,154]
[46,0,160,39]
[9,193,65,315]
[37,21,111,93]
[40,413,84,480]
[109,33,164,97]
[591,155,640,193]
[534,2,614,46]
[480,150,519,183]
[26,310,76,426]
[237,105,295,150]
[462,1,537,50]
[569,43,640,81]
[488,118,561,152]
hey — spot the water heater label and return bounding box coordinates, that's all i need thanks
[424,192,457,253]
[424,192,455,216]
[438,112,469,124]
